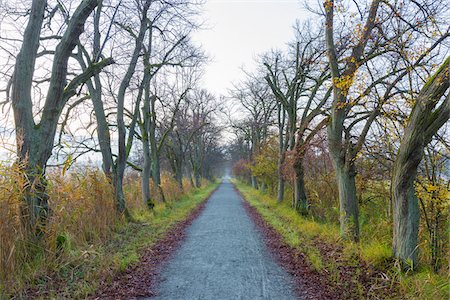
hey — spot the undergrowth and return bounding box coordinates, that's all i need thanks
[234,181,449,300]
[0,162,216,298]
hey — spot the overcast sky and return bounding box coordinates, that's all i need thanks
[0,0,312,160]
[192,0,310,96]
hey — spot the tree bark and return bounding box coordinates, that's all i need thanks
[335,161,359,241]
[392,57,449,269]
[293,156,308,215]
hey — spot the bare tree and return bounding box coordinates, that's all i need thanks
[323,0,448,241]
[229,75,276,189]
[10,0,111,235]
[392,57,449,269]
[264,22,331,213]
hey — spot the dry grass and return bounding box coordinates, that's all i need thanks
[235,180,449,299]
[0,163,207,297]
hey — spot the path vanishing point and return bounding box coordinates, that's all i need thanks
[149,180,297,300]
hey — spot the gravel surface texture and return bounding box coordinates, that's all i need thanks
[149,180,297,300]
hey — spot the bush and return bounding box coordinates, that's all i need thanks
[0,164,202,295]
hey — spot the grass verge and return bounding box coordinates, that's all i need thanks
[234,180,449,300]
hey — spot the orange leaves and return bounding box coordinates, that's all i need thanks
[232,159,252,179]
[323,0,334,12]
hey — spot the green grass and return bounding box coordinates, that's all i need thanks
[234,180,449,300]
[10,182,218,299]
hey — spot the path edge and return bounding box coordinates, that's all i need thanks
[232,182,337,300]
[93,182,221,299]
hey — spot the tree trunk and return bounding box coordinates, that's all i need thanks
[113,171,126,214]
[151,154,161,186]
[187,166,195,187]
[175,166,183,189]
[260,182,267,192]
[293,156,308,215]
[392,167,420,269]
[139,66,155,207]
[141,119,152,208]
[12,0,47,235]
[277,178,285,202]
[20,171,49,238]
[251,176,258,189]
[149,94,161,187]
[169,151,183,189]
[86,3,114,178]
[325,0,381,243]
[334,161,359,242]
[194,165,202,188]
[276,103,286,202]
[114,0,151,214]
[392,57,449,270]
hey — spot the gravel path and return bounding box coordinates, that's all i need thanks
[149,180,297,300]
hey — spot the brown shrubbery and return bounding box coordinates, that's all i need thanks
[0,164,197,293]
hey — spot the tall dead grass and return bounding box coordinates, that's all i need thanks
[0,164,200,295]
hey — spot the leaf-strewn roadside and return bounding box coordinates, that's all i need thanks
[93,183,219,299]
[234,181,448,300]
[15,181,218,299]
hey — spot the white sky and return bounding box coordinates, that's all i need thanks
[192,0,311,96]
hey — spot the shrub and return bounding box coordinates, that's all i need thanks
[0,163,202,295]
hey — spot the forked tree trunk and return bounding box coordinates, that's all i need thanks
[325,0,381,243]
[11,0,101,234]
[327,89,361,242]
[392,57,449,269]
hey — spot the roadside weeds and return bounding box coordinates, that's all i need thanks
[234,182,398,300]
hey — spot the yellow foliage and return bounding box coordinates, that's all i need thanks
[250,138,279,187]
[333,74,355,96]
